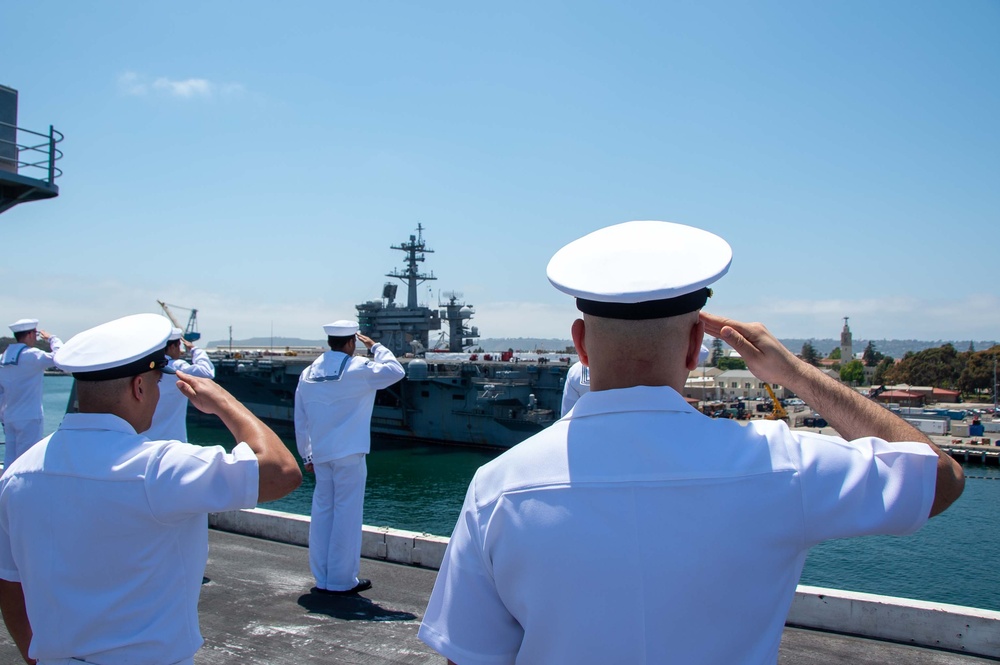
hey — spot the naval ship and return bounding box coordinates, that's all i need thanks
[210,226,571,448]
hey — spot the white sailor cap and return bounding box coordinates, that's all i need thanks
[546,221,732,319]
[323,320,359,337]
[9,319,39,334]
[168,327,184,341]
[55,313,176,381]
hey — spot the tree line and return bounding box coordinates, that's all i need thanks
[800,340,999,398]
[713,337,998,399]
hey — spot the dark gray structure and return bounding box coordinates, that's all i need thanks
[0,85,17,174]
[0,84,63,215]
[210,226,566,448]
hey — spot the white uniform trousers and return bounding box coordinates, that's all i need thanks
[310,453,367,591]
[2,418,43,470]
[38,659,194,665]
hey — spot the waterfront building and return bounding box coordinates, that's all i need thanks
[713,369,788,401]
[683,366,724,402]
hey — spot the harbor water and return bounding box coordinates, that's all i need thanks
[10,375,1000,612]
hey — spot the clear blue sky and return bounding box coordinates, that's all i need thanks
[2,1,998,345]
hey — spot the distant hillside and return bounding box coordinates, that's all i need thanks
[204,336,998,358]
[206,337,325,349]
[205,336,578,353]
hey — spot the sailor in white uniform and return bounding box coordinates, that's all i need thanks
[419,220,965,664]
[146,326,216,441]
[295,320,405,594]
[0,313,301,665]
[0,318,62,469]
[560,361,590,416]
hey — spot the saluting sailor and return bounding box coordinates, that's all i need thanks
[0,319,62,469]
[295,320,405,595]
[145,326,217,441]
[0,313,301,665]
[419,220,964,664]
[560,360,590,417]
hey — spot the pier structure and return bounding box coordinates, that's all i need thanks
[0,85,63,215]
[7,507,992,663]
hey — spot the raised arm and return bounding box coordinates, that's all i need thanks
[357,333,405,388]
[178,340,216,379]
[175,371,302,502]
[0,580,35,663]
[701,312,964,517]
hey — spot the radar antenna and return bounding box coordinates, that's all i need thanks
[386,223,437,308]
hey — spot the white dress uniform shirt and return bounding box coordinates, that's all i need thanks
[0,337,62,467]
[419,385,938,665]
[145,347,216,441]
[0,412,259,664]
[294,343,405,463]
[560,361,590,416]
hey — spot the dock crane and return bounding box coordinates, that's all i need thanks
[156,301,201,342]
[763,384,789,422]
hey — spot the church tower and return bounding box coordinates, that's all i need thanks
[840,317,853,362]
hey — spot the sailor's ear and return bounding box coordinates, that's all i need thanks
[571,319,588,367]
[685,318,705,371]
[130,374,145,401]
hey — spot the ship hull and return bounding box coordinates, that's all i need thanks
[208,355,568,449]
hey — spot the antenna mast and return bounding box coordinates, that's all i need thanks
[387,223,437,308]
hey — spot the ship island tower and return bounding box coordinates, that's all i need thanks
[840,317,853,362]
[356,225,479,356]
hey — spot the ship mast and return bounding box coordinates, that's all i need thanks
[387,223,437,308]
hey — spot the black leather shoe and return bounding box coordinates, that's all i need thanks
[315,578,372,595]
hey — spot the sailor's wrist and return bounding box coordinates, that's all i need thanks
[302,454,313,465]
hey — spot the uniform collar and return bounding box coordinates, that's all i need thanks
[569,385,700,419]
[1,343,27,365]
[60,412,140,435]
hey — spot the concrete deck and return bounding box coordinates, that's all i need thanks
[1,529,996,664]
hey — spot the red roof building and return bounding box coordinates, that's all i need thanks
[875,390,925,407]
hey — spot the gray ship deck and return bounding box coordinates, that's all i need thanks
[0,529,994,664]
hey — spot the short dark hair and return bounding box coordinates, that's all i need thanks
[14,330,33,343]
[328,335,354,351]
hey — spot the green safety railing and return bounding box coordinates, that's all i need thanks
[0,120,64,184]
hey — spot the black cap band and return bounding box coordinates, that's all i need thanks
[576,287,712,320]
[72,351,169,382]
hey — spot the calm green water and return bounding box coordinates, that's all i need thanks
[12,376,1000,612]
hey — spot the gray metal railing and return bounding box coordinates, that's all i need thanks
[0,120,63,184]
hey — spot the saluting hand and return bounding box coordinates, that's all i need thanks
[699,312,802,387]
[356,333,375,350]
[175,371,234,416]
